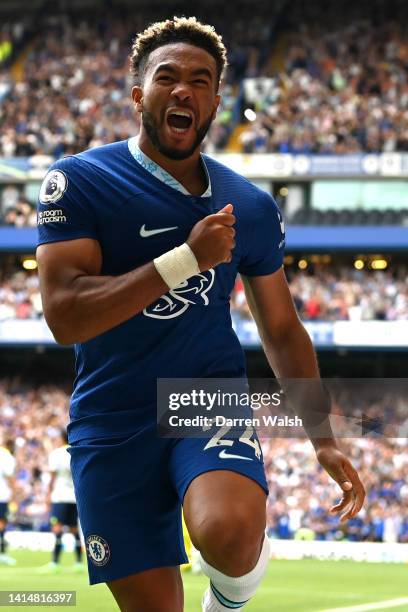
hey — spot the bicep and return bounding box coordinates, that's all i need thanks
[242,267,300,341]
[36,238,102,311]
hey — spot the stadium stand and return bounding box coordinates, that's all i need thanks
[236,0,408,154]
[1,0,408,157]
[1,380,407,542]
[1,261,408,322]
[0,378,408,542]
[0,1,285,157]
[263,437,408,543]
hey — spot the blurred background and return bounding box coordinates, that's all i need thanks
[0,0,407,610]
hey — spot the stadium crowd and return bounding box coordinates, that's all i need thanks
[0,1,281,158]
[1,0,408,157]
[0,184,36,226]
[1,379,407,542]
[1,265,408,322]
[262,436,408,542]
[238,0,408,154]
[0,267,42,321]
[232,267,408,322]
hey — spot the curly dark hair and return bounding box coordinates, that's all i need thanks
[130,16,227,86]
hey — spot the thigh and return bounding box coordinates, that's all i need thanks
[170,427,268,539]
[170,425,268,505]
[68,428,188,586]
[107,566,183,612]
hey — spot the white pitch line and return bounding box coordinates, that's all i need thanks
[318,597,408,612]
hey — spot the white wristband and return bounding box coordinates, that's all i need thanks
[153,243,200,290]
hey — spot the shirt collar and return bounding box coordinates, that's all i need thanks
[128,136,212,198]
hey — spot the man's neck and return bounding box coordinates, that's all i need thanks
[138,133,207,196]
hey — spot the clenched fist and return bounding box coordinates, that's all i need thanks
[187,204,236,272]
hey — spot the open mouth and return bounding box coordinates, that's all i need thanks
[166,110,194,133]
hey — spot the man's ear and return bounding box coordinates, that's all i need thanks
[131,86,143,112]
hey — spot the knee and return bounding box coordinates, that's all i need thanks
[193,507,265,575]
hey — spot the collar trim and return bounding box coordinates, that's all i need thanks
[128,136,211,197]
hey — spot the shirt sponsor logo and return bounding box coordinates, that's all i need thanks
[39,170,68,204]
[38,209,67,225]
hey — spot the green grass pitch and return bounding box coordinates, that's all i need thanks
[0,550,407,611]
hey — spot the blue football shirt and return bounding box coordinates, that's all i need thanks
[37,139,285,442]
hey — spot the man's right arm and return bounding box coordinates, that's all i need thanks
[37,238,169,345]
[36,205,235,345]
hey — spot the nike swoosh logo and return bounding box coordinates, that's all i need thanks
[218,449,253,461]
[140,224,178,238]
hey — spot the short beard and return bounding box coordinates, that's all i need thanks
[141,109,214,160]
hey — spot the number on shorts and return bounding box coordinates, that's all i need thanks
[204,424,261,459]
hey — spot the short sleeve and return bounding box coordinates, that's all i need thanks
[37,156,98,247]
[3,453,15,477]
[238,190,285,276]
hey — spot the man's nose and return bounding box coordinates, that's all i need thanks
[171,82,192,101]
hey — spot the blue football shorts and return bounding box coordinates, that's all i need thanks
[0,502,8,521]
[50,502,78,528]
[68,424,268,585]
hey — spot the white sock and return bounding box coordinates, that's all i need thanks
[201,588,231,612]
[200,535,270,611]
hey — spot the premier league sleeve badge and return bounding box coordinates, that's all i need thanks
[39,170,68,204]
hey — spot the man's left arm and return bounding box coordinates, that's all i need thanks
[242,268,365,522]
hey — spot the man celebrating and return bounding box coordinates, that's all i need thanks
[37,16,365,612]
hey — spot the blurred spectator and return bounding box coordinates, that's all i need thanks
[2,198,36,227]
[0,268,42,320]
[0,33,12,66]
[1,184,20,211]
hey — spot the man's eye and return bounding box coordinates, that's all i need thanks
[157,75,172,82]
[194,79,208,85]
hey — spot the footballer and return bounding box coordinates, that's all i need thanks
[36,17,365,611]
[38,430,84,573]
